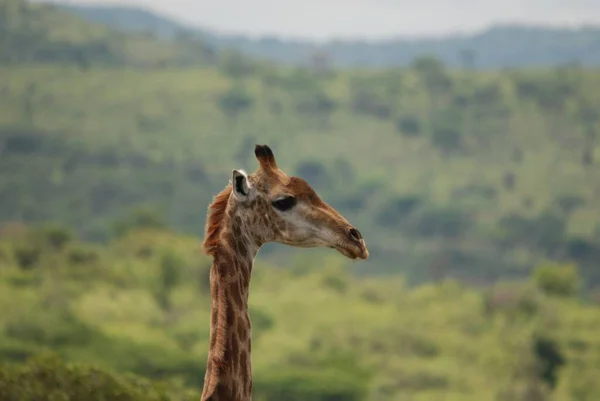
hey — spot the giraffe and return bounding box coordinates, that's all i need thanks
[200,144,369,401]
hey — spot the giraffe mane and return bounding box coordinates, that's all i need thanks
[202,184,233,256]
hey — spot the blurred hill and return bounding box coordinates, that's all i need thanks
[0,224,598,400]
[1,0,600,287]
[57,2,600,68]
[0,0,217,67]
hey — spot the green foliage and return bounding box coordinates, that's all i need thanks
[255,367,368,401]
[533,336,565,389]
[412,56,452,94]
[2,51,600,285]
[112,207,167,238]
[12,243,41,270]
[4,310,95,350]
[38,223,73,251]
[483,282,543,318]
[396,115,421,136]
[533,262,581,297]
[0,353,178,401]
[67,243,99,266]
[0,226,599,400]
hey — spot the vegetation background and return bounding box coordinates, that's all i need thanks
[1,0,600,400]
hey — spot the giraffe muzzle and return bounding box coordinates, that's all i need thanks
[337,227,369,260]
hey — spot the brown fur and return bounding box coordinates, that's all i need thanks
[202,185,233,256]
[202,269,228,400]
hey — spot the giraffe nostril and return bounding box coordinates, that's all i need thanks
[348,228,363,241]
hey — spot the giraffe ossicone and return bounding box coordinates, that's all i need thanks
[200,144,368,401]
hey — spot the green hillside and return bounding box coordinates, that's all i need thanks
[0,224,598,401]
[0,0,216,66]
[1,58,600,285]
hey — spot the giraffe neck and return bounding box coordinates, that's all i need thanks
[201,227,258,401]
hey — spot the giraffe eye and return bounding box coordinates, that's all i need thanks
[272,196,297,212]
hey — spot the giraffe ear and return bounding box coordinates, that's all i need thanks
[231,169,250,200]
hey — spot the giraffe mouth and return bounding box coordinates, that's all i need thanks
[333,242,369,260]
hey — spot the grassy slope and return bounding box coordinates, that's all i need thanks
[1,63,600,284]
[0,0,215,66]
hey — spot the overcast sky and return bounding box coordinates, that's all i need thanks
[52,0,600,41]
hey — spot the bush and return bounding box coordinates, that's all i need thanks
[0,353,175,401]
[39,223,73,250]
[67,244,100,265]
[533,262,580,297]
[396,115,422,136]
[12,243,41,270]
[532,336,565,389]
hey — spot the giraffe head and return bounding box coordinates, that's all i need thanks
[203,144,369,260]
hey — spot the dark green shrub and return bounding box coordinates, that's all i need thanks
[396,115,421,136]
[533,262,580,297]
[67,244,100,265]
[39,223,73,250]
[0,353,174,401]
[12,243,41,270]
[533,336,565,390]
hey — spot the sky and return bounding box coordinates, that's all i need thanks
[51,0,600,42]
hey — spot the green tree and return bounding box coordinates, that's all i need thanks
[533,262,580,297]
